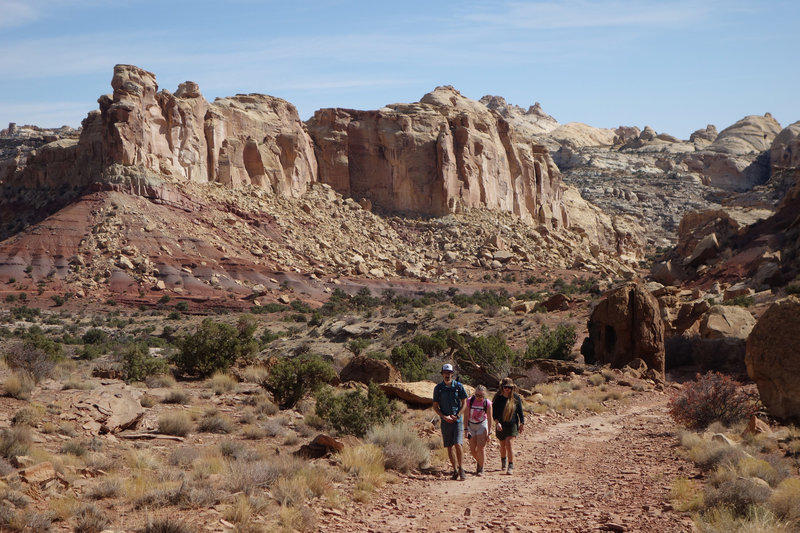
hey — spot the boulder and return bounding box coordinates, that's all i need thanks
[339,355,402,384]
[295,434,346,458]
[699,305,756,340]
[76,387,145,434]
[581,282,665,376]
[542,293,570,312]
[746,296,800,421]
[379,381,436,407]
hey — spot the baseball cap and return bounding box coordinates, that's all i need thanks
[441,363,454,372]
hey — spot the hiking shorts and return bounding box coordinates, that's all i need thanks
[441,417,464,447]
[496,422,518,441]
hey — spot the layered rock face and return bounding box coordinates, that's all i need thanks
[16,65,317,197]
[746,296,800,421]
[307,86,566,227]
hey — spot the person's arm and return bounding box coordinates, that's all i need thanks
[516,395,525,433]
[456,395,467,421]
[486,401,493,437]
[493,397,503,431]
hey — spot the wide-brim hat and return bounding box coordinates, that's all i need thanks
[501,377,515,387]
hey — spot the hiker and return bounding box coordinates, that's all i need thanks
[432,363,468,481]
[492,377,524,475]
[465,384,493,476]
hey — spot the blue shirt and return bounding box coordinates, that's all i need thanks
[433,380,468,418]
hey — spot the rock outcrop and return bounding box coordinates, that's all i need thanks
[339,355,401,384]
[16,65,318,197]
[582,282,665,376]
[746,296,800,421]
[307,86,566,227]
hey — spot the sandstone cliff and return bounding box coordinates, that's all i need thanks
[15,65,318,198]
[307,86,566,227]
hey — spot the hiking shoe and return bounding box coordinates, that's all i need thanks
[506,464,514,476]
[451,469,459,480]
[476,465,484,477]
[501,458,507,471]
[459,467,466,481]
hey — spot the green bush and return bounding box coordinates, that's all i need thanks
[723,295,755,308]
[467,333,518,374]
[315,383,397,437]
[524,324,577,361]
[173,318,257,377]
[121,343,168,382]
[265,353,337,409]
[390,343,428,381]
[175,302,189,312]
[668,372,758,429]
[82,328,109,345]
[785,283,800,295]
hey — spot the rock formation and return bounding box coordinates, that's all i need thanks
[16,65,318,197]
[307,86,566,227]
[746,296,800,421]
[581,282,665,376]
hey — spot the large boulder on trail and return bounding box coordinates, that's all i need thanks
[581,282,665,377]
[339,355,402,384]
[746,296,800,421]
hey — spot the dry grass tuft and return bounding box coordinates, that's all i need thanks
[207,372,238,395]
[197,413,235,434]
[0,426,32,459]
[74,503,110,533]
[146,374,177,388]
[226,455,303,495]
[366,422,429,472]
[670,477,704,511]
[241,365,270,384]
[158,411,193,437]
[769,477,800,523]
[3,373,34,400]
[11,405,41,427]
[87,477,122,500]
[162,388,192,405]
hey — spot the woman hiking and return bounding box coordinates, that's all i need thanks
[492,377,524,475]
[465,384,493,476]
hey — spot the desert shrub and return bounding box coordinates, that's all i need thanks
[451,288,511,309]
[786,283,800,295]
[265,353,336,409]
[11,406,41,427]
[389,343,428,381]
[87,478,122,500]
[226,456,303,494]
[207,372,237,395]
[366,422,429,472]
[197,413,235,434]
[0,427,31,459]
[524,324,577,361]
[315,382,397,437]
[704,477,772,516]
[173,318,257,377]
[466,333,518,376]
[9,306,40,321]
[723,295,755,307]
[74,503,110,533]
[61,439,88,456]
[157,411,193,437]
[146,374,176,388]
[769,477,800,522]
[3,341,54,383]
[668,372,758,429]
[121,343,168,382]
[346,338,370,356]
[162,389,191,405]
[3,373,34,400]
[82,328,108,345]
[670,477,704,512]
[141,518,197,533]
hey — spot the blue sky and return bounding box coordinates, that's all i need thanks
[0,0,797,139]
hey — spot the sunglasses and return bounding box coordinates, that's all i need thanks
[503,385,512,389]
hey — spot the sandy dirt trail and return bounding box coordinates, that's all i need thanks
[319,393,697,533]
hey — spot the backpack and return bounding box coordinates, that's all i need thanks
[468,396,488,422]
